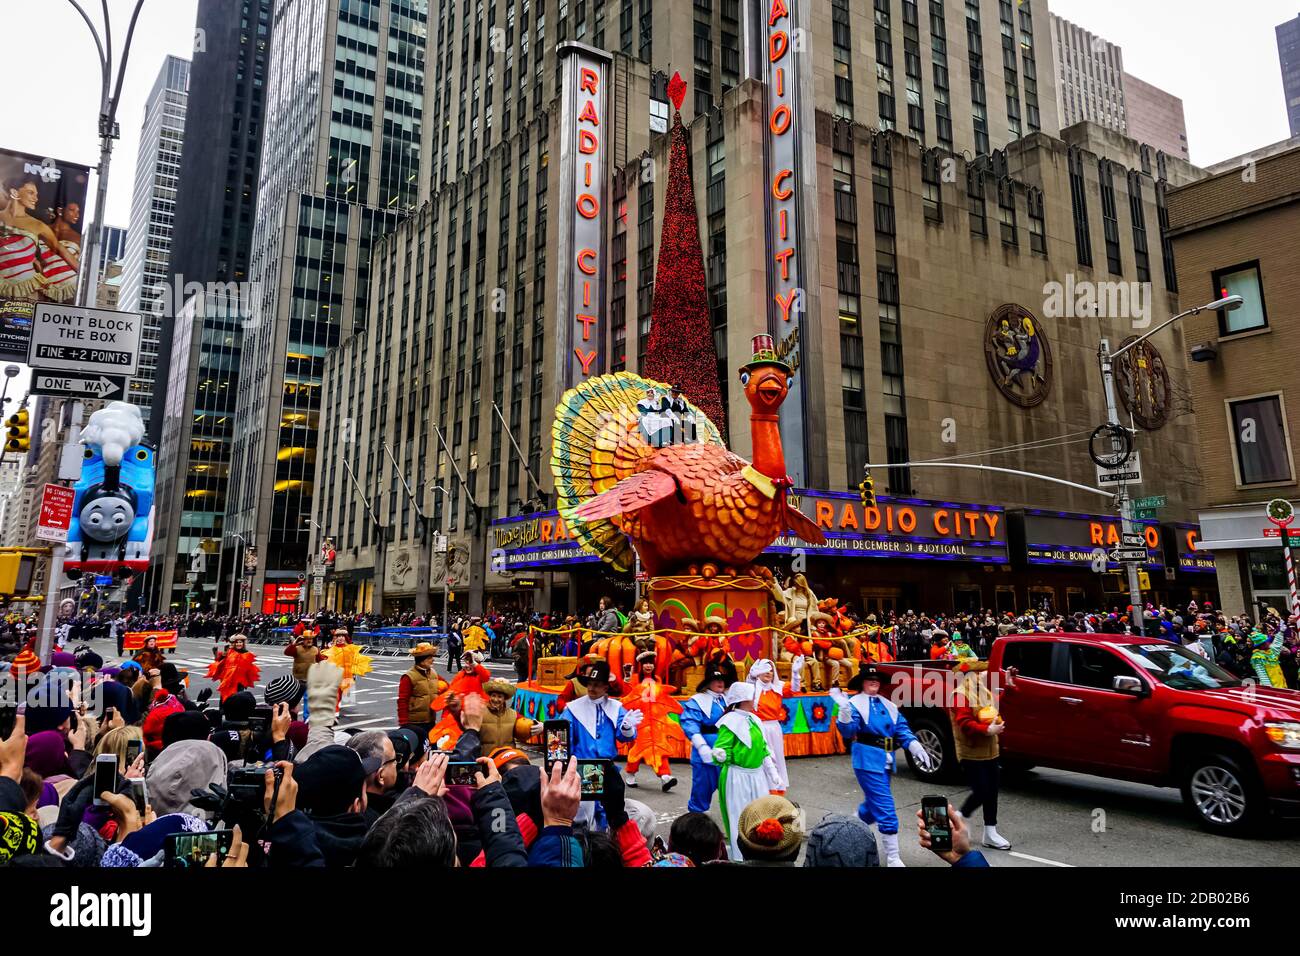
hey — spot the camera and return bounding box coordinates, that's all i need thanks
[227,764,280,808]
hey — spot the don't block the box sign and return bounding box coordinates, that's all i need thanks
[557,42,612,391]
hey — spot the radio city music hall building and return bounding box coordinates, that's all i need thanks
[310,0,1219,618]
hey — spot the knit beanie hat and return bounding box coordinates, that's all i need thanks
[803,813,879,867]
[39,821,106,868]
[737,795,803,861]
[265,674,304,708]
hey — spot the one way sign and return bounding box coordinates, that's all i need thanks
[31,370,129,401]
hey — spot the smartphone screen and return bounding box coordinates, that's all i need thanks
[165,830,234,868]
[922,796,952,852]
[124,738,143,767]
[0,707,15,741]
[446,761,480,787]
[578,760,607,800]
[92,755,118,806]
[543,721,570,772]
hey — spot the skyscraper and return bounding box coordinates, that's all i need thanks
[1050,14,1188,159]
[227,0,427,612]
[118,55,190,426]
[1280,14,1300,138]
[146,0,273,615]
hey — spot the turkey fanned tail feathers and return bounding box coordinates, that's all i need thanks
[551,371,723,572]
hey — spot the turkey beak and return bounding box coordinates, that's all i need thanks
[756,375,785,407]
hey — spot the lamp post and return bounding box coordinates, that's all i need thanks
[66,0,148,309]
[227,532,246,618]
[427,482,448,635]
[1098,294,1243,630]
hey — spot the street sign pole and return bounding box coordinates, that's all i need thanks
[36,401,84,667]
[1099,338,1143,630]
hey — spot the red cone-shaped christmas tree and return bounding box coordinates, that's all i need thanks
[643,73,726,437]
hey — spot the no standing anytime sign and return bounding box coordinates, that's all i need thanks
[26,303,142,377]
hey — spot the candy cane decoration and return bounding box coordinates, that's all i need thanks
[1287,546,1299,617]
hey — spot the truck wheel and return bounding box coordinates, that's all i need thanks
[1180,752,1264,836]
[906,715,958,782]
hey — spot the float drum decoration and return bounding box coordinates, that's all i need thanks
[64,402,155,579]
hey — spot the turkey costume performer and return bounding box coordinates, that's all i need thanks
[620,651,682,791]
[323,631,372,710]
[711,680,780,861]
[678,667,730,812]
[206,634,260,701]
[833,664,934,867]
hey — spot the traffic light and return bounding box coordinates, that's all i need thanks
[858,470,876,509]
[4,409,29,454]
[1138,571,1151,590]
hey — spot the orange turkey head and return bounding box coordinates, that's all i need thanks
[740,362,790,417]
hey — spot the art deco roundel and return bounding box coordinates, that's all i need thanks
[984,304,1054,408]
[1115,336,1171,430]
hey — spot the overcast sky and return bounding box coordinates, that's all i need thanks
[7,0,1295,233]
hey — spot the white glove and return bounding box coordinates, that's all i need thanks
[620,709,644,734]
[986,720,1005,736]
[695,742,715,764]
[306,661,344,724]
[907,740,932,771]
[791,656,805,675]
[711,747,728,765]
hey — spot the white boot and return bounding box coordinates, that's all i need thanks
[623,773,638,787]
[881,832,906,867]
[983,824,1011,850]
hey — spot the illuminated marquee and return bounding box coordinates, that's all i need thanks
[745,0,820,485]
[557,43,612,389]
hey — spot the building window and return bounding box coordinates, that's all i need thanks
[1212,262,1268,337]
[1067,146,1092,267]
[921,153,942,222]
[997,180,1017,246]
[967,166,987,237]
[1227,394,1293,486]
[1027,187,1045,255]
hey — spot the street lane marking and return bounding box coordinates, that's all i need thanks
[336,716,393,730]
[1008,850,1073,867]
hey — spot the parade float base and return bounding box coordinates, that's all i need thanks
[513,681,848,759]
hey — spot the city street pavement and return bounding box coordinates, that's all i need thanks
[91,637,1300,868]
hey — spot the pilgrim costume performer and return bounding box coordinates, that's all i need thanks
[678,666,730,812]
[558,657,644,828]
[747,656,803,793]
[832,663,933,867]
[711,680,780,861]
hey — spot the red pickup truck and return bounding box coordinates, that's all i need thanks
[876,632,1300,834]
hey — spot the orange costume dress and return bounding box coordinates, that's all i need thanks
[427,712,464,751]
[435,662,491,708]
[206,648,260,701]
[620,675,683,776]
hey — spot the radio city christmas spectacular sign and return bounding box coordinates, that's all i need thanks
[557,43,611,389]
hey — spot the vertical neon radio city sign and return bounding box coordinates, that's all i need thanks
[745,0,823,487]
[557,43,612,390]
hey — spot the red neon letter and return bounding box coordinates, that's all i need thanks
[772,168,793,200]
[768,0,789,28]
[576,193,600,218]
[577,248,597,274]
[578,100,600,125]
[580,68,599,94]
[579,130,598,154]
[770,104,791,135]
[575,348,598,374]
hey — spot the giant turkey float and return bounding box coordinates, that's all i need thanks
[513,335,859,759]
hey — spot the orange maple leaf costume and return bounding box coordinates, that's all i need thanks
[206,648,260,700]
[620,675,684,776]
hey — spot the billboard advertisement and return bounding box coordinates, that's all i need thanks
[0,149,92,359]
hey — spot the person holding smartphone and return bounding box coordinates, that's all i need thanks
[915,802,990,867]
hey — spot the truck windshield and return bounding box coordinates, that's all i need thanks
[1114,643,1242,690]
